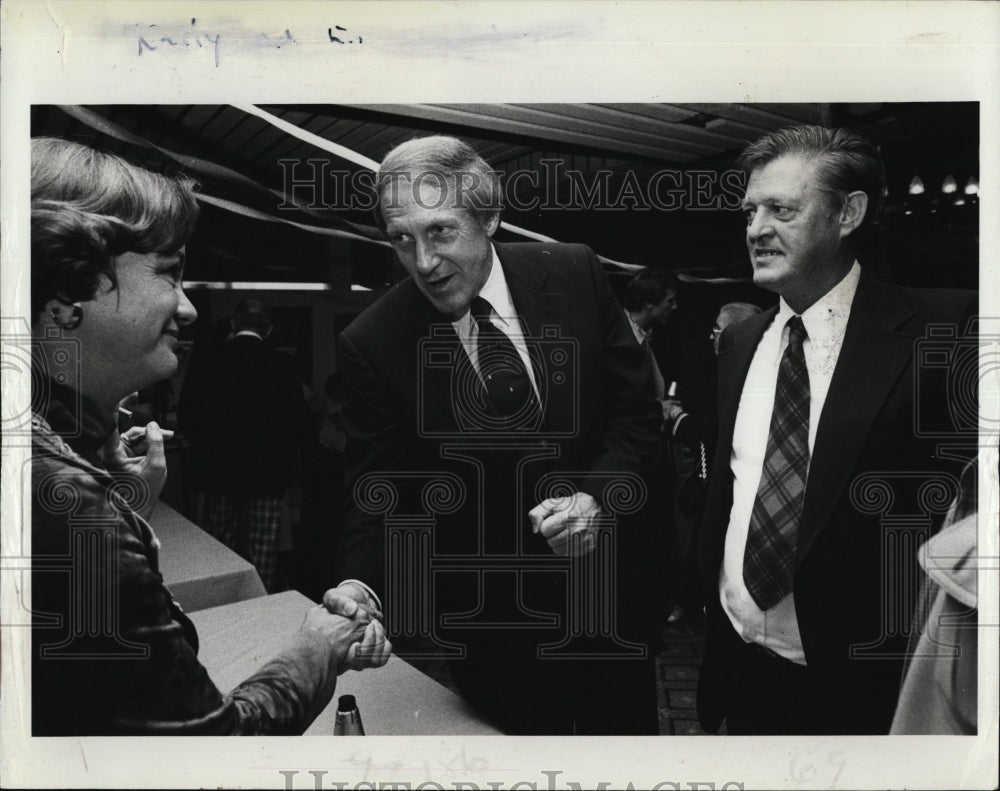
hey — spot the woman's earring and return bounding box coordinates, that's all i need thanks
[51,302,83,330]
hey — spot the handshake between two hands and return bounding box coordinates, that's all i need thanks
[305,583,392,674]
[304,490,603,674]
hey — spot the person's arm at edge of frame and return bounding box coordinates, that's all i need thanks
[327,326,409,639]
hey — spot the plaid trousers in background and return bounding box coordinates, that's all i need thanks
[204,494,284,592]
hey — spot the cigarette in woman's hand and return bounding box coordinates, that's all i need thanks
[120,426,174,449]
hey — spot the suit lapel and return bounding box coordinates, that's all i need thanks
[495,243,557,337]
[797,271,916,561]
[399,282,466,429]
[494,244,564,426]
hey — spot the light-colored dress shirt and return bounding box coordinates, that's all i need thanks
[719,261,861,665]
[452,245,541,400]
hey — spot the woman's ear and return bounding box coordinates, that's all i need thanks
[44,297,84,331]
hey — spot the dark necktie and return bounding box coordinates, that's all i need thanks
[743,315,810,610]
[471,296,540,426]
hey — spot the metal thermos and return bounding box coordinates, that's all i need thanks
[333,694,365,735]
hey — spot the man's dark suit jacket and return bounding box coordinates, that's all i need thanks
[180,335,307,497]
[697,269,976,734]
[334,242,663,730]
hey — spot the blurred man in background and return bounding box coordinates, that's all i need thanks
[180,298,307,592]
[710,302,762,356]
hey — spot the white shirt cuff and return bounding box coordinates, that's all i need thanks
[338,579,382,612]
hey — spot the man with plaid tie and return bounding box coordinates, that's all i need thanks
[696,126,977,734]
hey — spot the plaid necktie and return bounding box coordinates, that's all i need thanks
[471,296,540,425]
[743,315,810,610]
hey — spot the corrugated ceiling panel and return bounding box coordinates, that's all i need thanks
[436,103,704,161]
[201,107,253,146]
[346,103,698,163]
[705,118,776,141]
[516,103,720,157]
[225,118,274,153]
[756,104,827,124]
[431,103,701,163]
[600,103,701,123]
[687,103,803,131]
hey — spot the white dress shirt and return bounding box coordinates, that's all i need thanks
[719,261,861,664]
[452,246,541,400]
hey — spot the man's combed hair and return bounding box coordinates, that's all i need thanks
[31,137,199,320]
[624,267,679,312]
[375,135,502,228]
[717,301,762,324]
[735,125,887,234]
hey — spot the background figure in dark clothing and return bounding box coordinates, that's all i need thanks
[623,268,689,620]
[179,298,307,591]
[711,302,763,355]
[700,302,764,457]
[668,300,765,625]
[623,268,679,412]
[295,373,349,601]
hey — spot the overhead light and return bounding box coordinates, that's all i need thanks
[964,177,979,195]
[954,197,966,207]
[908,176,925,195]
[183,281,336,291]
[941,175,957,194]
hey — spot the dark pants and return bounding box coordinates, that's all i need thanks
[701,611,904,735]
[452,654,659,735]
[723,637,821,735]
